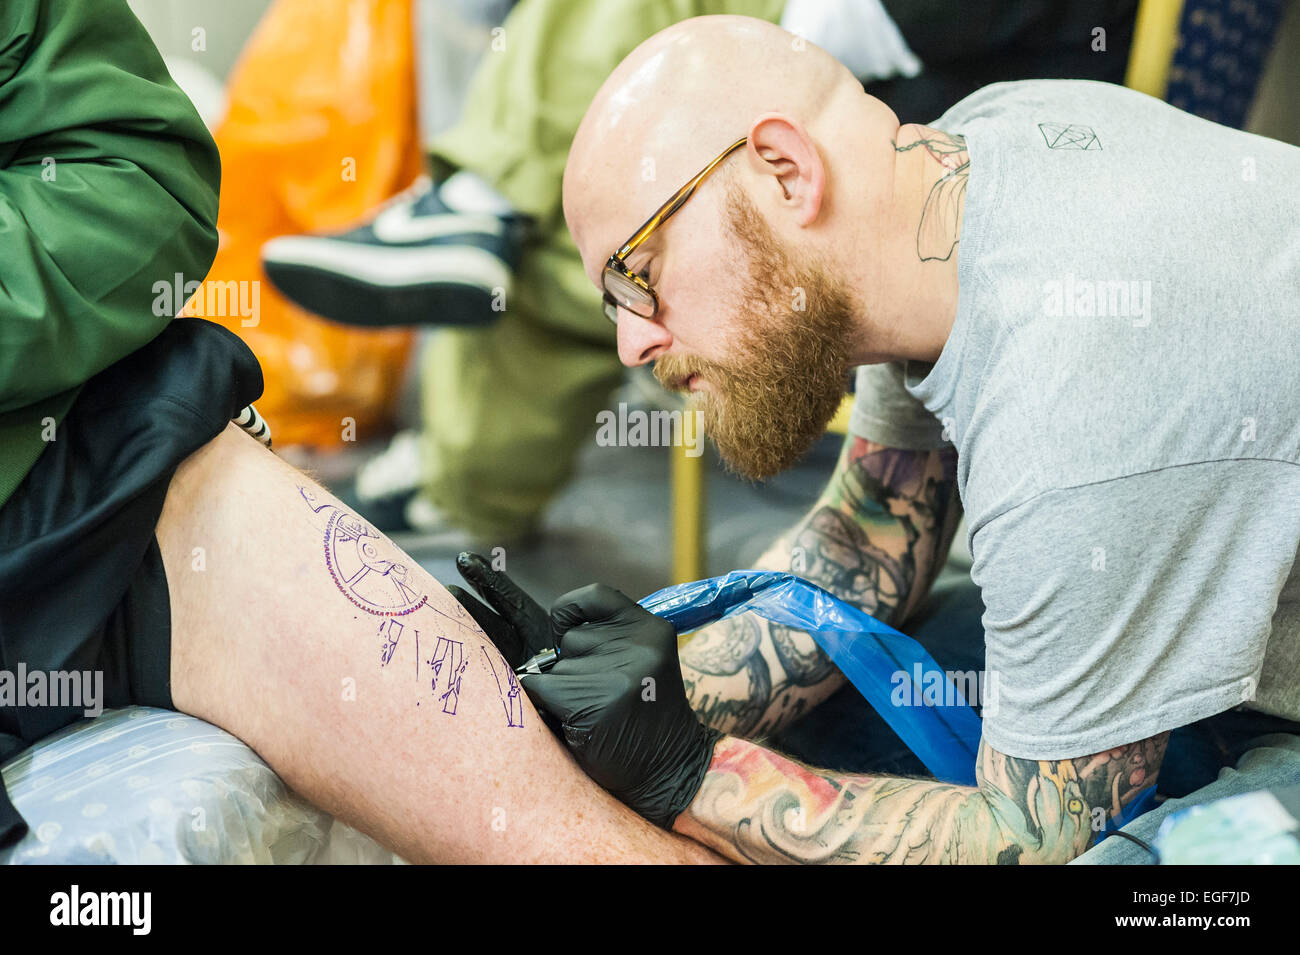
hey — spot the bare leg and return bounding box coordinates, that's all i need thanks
[158,424,722,864]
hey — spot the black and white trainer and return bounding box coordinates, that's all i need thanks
[261,172,530,327]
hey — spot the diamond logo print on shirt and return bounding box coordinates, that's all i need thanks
[1038,123,1102,149]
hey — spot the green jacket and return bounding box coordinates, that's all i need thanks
[0,0,221,507]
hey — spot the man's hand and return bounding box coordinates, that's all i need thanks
[450,560,722,827]
[526,584,723,829]
[447,551,550,670]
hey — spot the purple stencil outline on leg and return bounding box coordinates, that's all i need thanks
[481,647,525,728]
[379,619,404,667]
[424,603,478,638]
[428,637,467,715]
[297,486,428,617]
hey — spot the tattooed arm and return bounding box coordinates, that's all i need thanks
[681,434,962,738]
[673,732,1169,864]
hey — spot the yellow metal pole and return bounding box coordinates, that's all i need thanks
[826,394,855,436]
[671,440,706,584]
[1124,0,1186,98]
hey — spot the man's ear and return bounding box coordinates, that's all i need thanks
[746,113,826,227]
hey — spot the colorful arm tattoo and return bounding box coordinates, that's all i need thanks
[680,435,962,737]
[675,733,1169,865]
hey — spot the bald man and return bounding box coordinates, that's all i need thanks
[456,15,1300,863]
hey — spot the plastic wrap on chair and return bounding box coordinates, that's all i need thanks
[0,707,401,865]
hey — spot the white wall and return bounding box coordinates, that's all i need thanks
[127,0,273,80]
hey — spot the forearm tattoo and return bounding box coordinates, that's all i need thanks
[680,733,1170,865]
[894,130,968,263]
[681,437,961,737]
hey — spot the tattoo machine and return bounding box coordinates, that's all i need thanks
[515,648,560,676]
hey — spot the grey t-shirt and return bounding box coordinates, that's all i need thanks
[849,80,1300,760]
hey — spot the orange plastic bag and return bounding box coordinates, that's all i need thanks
[183,0,423,448]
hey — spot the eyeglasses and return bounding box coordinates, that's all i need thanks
[602,137,747,324]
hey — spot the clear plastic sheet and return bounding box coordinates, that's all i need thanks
[642,570,982,785]
[1154,786,1300,864]
[0,707,401,865]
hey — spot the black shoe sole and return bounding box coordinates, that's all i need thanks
[264,262,503,328]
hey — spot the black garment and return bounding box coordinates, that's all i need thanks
[870,0,1139,122]
[0,318,263,848]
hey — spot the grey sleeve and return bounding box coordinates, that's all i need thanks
[848,361,949,450]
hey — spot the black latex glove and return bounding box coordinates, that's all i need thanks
[447,552,549,670]
[524,584,722,829]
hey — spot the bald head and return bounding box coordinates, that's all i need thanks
[564,15,873,280]
[561,15,966,479]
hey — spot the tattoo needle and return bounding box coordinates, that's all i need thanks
[514,648,560,676]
